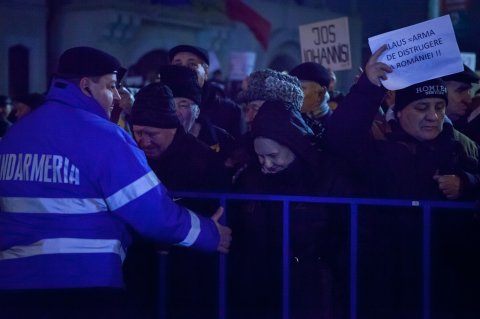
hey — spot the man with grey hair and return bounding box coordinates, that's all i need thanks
[169,44,245,139]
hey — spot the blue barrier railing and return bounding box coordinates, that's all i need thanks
[168,192,478,319]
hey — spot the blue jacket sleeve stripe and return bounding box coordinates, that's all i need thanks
[106,171,159,211]
[175,210,201,247]
[0,238,126,261]
[0,197,108,214]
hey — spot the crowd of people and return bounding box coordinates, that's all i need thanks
[1,42,479,319]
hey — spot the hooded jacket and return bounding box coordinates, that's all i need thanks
[0,79,220,290]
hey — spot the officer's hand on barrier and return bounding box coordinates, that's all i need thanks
[365,44,393,87]
[211,207,232,253]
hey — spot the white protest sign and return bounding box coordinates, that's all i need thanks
[368,15,463,90]
[299,16,352,71]
[229,51,256,81]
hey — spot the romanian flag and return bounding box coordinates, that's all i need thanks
[151,0,271,50]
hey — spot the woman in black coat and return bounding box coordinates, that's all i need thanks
[325,46,480,319]
[230,99,350,319]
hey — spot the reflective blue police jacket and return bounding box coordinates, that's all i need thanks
[0,79,220,289]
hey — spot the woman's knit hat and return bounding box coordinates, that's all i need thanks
[131,82,180,128]
[237,69,304,111]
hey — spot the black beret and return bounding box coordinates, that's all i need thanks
[131,82,180,129]
[289,62,331,88]
[442,64,480,84]
[158,65,202,105]
[168,45,209,65]
[57,46,123,78]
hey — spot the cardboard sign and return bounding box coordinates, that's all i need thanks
[368,15,463,90]
[299,17,352,71]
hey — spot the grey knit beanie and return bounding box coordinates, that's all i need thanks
[236,69,304,111]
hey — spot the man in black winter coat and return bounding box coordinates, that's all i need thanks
[126,82,230,319]
[326,45,480,319]
[158,64,235,162]
[442,64,480,144]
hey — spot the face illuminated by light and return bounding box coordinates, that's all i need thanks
[254,137,296,174]
[300,80,326,113]
[174,97,200,133]
[81,74,121,116]
[133,125,177,159]
[396,97,446,142]
[444,80,472,121]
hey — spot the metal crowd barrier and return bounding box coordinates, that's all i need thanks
[167,192,477,319]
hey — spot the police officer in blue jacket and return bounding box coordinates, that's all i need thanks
[0,46,232,319]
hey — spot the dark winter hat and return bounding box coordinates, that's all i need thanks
[57,46,124,78]
[395,78,448,112]
[131,82,180,129]
[237,69,304,111]
[158,65,202,105]
[442,64,480,84]
[289,62,331,88]
[168,45,210,65]
[251,100,315,164]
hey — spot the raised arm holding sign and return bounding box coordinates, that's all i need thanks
[365,44,393,87]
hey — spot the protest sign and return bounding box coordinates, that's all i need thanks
[368,15,463,90]
[299,17,352,71]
